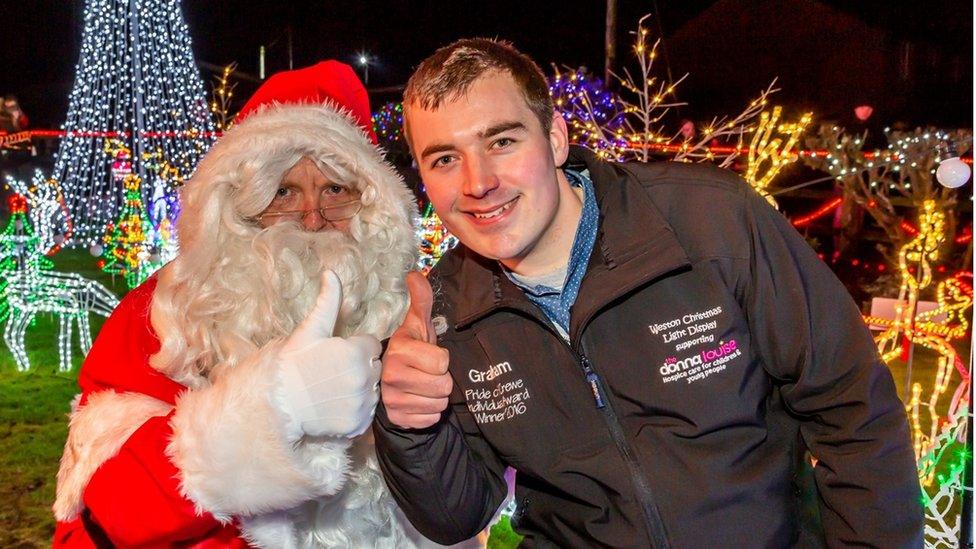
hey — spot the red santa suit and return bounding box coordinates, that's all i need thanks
[53,277,249,547]
[52,61,438,548]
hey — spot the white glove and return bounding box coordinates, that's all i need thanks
[275,270,382,439]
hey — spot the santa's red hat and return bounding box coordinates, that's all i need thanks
[235,60,377,144]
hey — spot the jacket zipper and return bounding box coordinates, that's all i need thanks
[578,354,670,548]
[581,357,606,408]
[469,295,679,547]
[567,266,687,548]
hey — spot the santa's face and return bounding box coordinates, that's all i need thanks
[244,177,386,339]
[256,157,361,233]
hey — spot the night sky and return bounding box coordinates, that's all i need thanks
[1,0,972,129]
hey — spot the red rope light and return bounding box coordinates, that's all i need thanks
[7,130,973,165]
[900,221,919,236]
[3,129,222,139]
[791,197,842,227]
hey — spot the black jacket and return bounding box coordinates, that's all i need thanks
[374,146,923,548]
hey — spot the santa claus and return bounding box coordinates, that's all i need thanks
[52,61,434,547]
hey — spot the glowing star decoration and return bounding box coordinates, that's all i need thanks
[53,0,214,247]
[417,203,458,275]
[0,195,119,372]
[743,106,812,206]
[99,173,164,288]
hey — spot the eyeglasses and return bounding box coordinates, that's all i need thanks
[255,198,363,224]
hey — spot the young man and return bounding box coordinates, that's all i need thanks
[53,61,434,547]
[374,39,924,547]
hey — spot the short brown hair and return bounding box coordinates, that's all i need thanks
[404,38,554,137]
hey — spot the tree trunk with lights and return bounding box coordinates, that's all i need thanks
[802,125,971,270]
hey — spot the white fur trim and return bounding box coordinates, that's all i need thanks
[238,509,301,549]
[166,340,350,521]
[238,435,414,548]
[237,433,475,549]
[238,509,302,549]
[53,391,174,521]
[192,102,417,247]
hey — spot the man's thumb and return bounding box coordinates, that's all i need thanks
[294,270,343,340]
[405,271,435,343]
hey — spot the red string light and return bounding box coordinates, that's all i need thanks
[7,129,223,139]
[791,197,842,227]
[5,130,973,165]
[625,142,972,164]
[900,221,920,236]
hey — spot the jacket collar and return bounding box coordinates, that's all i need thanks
[449,145,691,333]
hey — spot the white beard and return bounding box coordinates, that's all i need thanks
[151,220,410,387]
[210,226,433,548]
[247,223,386,340]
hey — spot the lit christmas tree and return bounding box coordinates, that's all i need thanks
[97,172,162,289]
[53,0,214,246]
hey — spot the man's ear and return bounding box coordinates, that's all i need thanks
[549,112,570,167]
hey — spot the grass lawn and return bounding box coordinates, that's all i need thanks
[0,248,125,547]
[0,248,968,547]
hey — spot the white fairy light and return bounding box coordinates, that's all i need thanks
[0,194,119,372]
[53,0,214,247]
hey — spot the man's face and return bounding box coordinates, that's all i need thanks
[406,71,572,272]
[257,156,360,232]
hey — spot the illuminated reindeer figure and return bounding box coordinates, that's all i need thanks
[865,200,972,475]
[873,201,945,360]
[2,271,119,372]
[0,184,120,372]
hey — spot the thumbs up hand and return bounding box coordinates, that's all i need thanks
[275,270,382,439]
[381,271,453,429]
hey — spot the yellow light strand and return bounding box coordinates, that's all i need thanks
[868,201,972,476]
[743,106,812,206]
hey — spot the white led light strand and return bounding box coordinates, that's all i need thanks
[0,181,120,372]
[54,0,213,247]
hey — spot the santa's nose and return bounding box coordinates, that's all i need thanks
[302,208,327,231]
